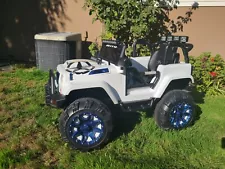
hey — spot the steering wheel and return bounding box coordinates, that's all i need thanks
[66,60,95,74]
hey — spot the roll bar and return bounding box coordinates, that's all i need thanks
[132,36,194,63]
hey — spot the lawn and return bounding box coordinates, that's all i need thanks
[0,67,225,169]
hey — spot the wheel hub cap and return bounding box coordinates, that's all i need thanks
[170,103,192,128]
[68,113,104,146]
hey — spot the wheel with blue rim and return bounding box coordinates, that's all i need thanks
[154,90,196,130]
[59,97,112,151]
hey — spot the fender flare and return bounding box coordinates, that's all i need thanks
[152,76,194,98]
[64,81,121,104]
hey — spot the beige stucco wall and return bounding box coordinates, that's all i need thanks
[57,0,103,42]
[0,0,225,62]
[59,4,225,58]
[0,0,103,62]
[168,6,225,58]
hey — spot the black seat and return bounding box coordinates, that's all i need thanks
[147,43,179,71]
[147,43,167,71]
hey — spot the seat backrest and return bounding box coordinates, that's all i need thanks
[148,43,180,71]
[164,46,178,64]
[148,43,167,71]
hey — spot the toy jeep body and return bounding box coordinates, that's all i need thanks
[45,36,196,151]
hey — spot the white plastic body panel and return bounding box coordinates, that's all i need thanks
[57,58,194,104]
[57,59,125,104]
[151,63,194,98]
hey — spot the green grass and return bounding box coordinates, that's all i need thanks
[0,67,225,169]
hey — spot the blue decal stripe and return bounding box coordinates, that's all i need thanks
[89,68,109,75]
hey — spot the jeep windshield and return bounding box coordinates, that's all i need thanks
[99,40,125,65]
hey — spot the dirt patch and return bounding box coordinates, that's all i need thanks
[26,80,36,88]
[19,134,41,151]
[42,150,58,167]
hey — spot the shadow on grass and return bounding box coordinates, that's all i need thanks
[110,110,142,142]
[115,154,198,168]
[194,105,202,123]
[190,87,205,124]
[222,137,225,149]
[0,60,36,70]
[191,87,205,104]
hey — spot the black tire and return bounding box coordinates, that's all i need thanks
[154,90,196,130]
[59,97,113,151]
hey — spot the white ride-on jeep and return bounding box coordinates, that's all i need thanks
[45,35,196,151]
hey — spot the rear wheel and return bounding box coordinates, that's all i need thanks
[154,90,196,130]
[59,97,113,151]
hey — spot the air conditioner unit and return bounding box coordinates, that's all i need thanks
[34,32,82,71]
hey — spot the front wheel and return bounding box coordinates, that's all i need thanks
[59,97,113,151]
[154,90,196,130]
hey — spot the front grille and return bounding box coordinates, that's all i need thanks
[49,69,58,94]
[45,69,66,108]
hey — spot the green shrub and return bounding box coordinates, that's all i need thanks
[88,31,114,57]
[190,52,225,96]
[88,41,99,57]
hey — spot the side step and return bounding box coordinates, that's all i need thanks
[119,99,154,112]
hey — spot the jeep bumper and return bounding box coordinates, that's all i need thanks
[45,69,65,108]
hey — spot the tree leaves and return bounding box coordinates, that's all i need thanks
[84,0,198,57]
[84,0,173,45]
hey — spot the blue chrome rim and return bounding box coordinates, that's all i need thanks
[170,102,193,128]
[68,112,104,146]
